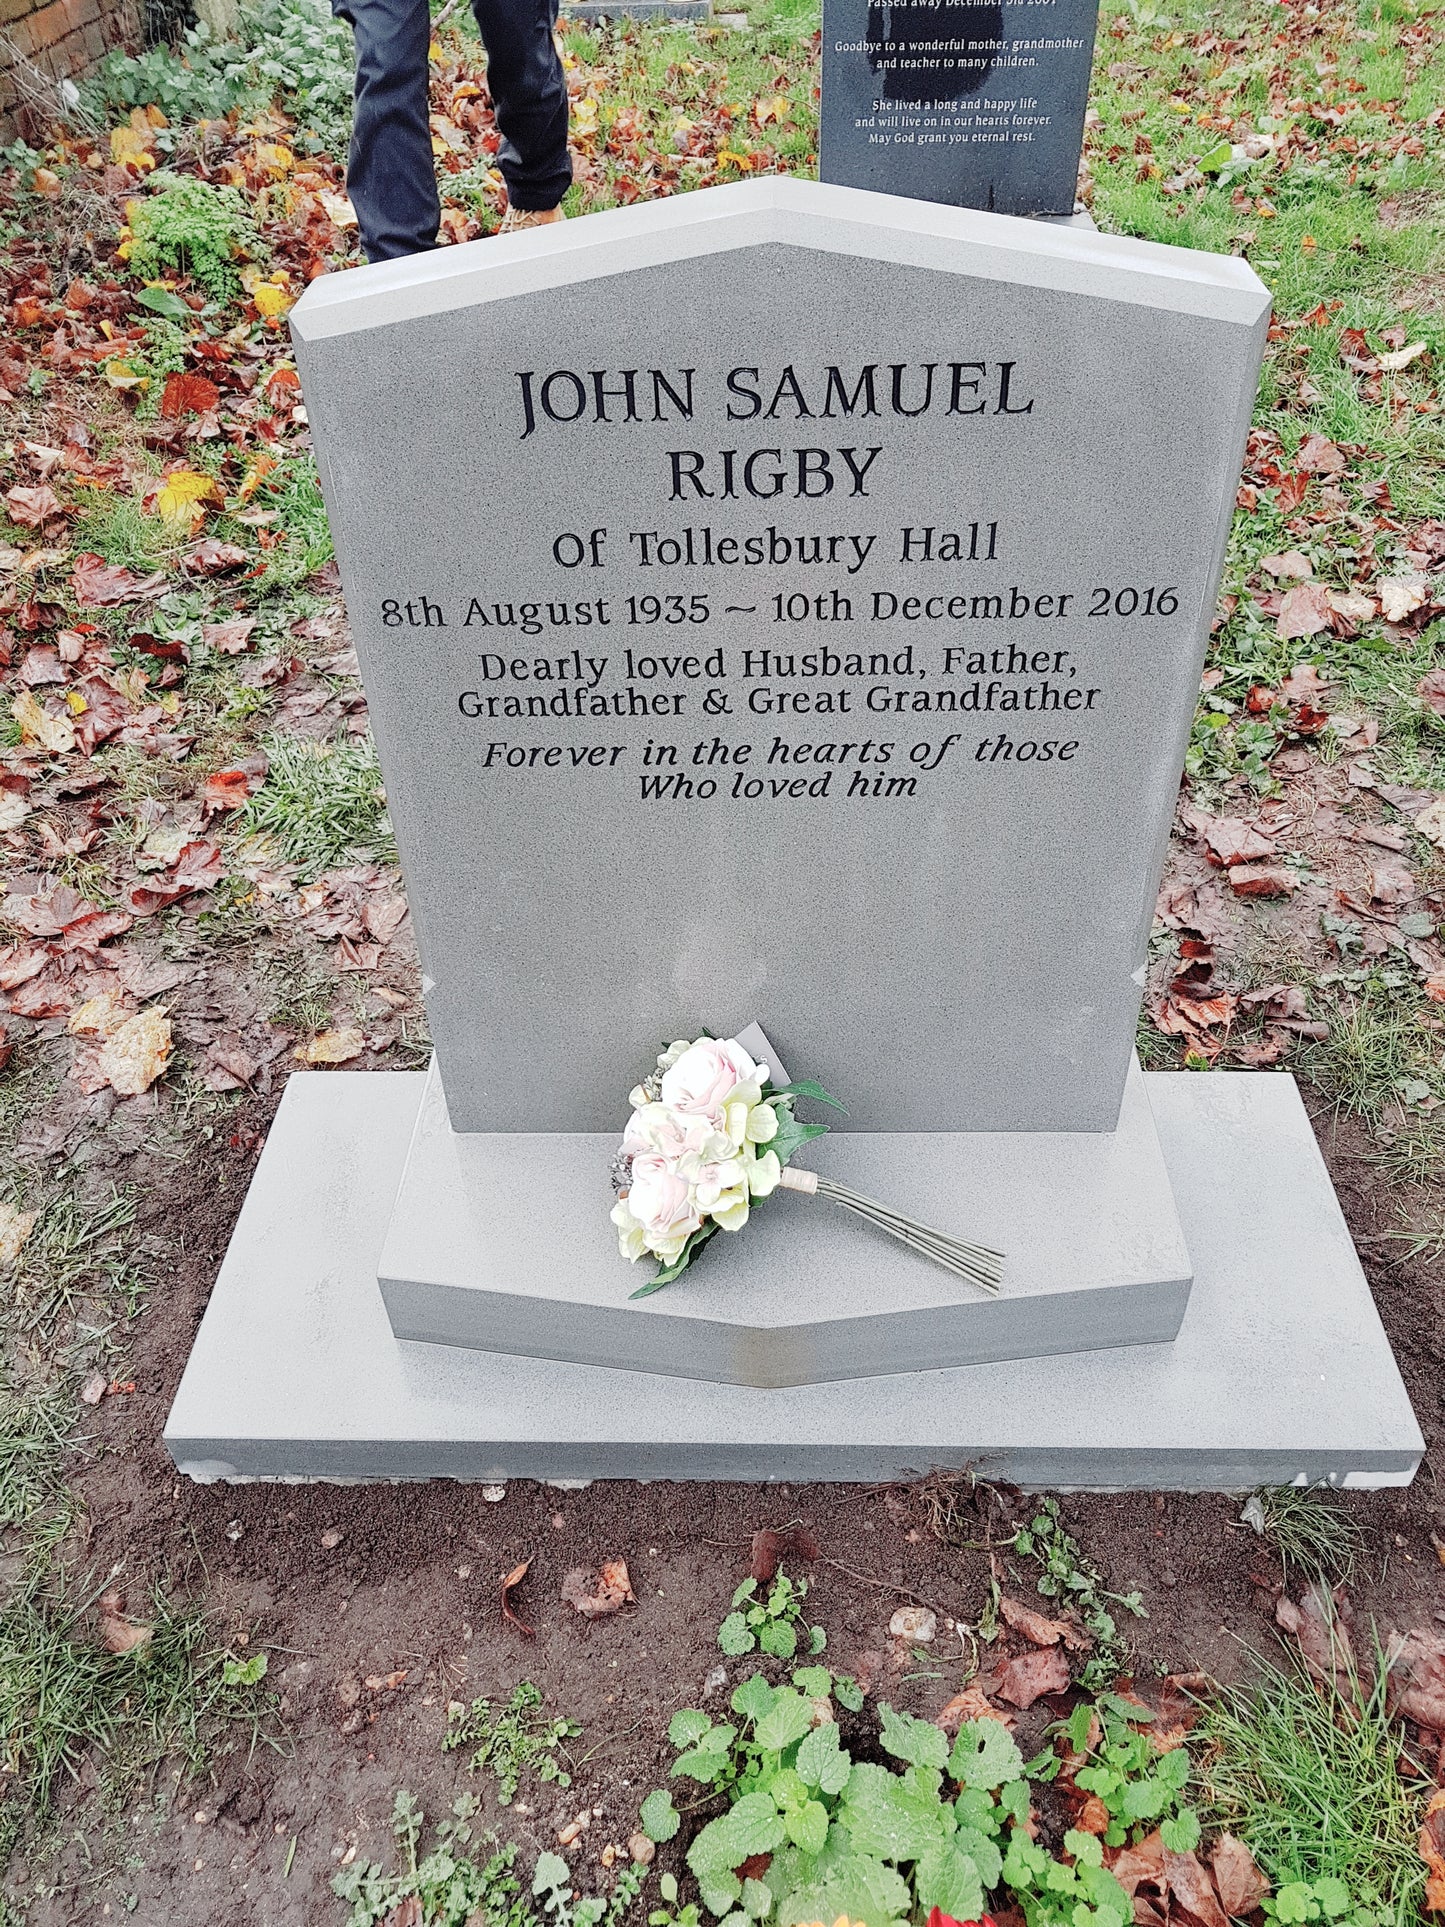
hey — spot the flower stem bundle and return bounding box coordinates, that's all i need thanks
[610,1033,1004,1298]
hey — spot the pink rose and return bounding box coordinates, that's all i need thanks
[659,1037,759,1124]
[627,1153,702,1247]
[623,1102,716,1163]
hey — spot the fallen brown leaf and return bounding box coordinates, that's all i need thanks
[501,1557,535,1637]
[999,1595,1090,1652]
[1229,863,1299,898]
[985,1645,1070,1709]
[0,1202,38,1263]
[296,1027,365,1066]
[561,1559,635,1619]
[1277,582,1333,640]
[1417,669,1445,718]
[6,483,64,528]
[1276,1583,1366,1696]
[1422,1790,1445,1911]
[750,1524,820,1583]
[1163,1848,1228,1927]
[1211,1834,1270,1916]
[935,1683,1014,1733]
[364,1670,408,1692]
[202,615,257,655]
[98,1587,153,1654]
[95,1006,172,1096]
[1384,1627,1445,1734]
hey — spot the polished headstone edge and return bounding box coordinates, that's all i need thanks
[289,177,1270,343]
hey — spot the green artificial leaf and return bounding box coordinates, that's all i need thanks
[641,1790,681,1843]
[756,1690,818,1754]
[950,1719,1025,1791]
[741,1879,773,1920]
[1064,1829,1104,1868]
[915,1844,987,1921]
[719,1613,756,1657]
[878,1702,950,1771]
[766,1110,831,1170]
[792,1666,831,1698]
[758,1619,798,1659]
[768,1080,846,1112]
[732,1675,777,1723]
[631,1223,718,1297]
[670,1710,714,1749]
[797,1722,851,1796]
[832,1675,865,1713]
[136,284,192,319]
[785,1799,830,1856]
[1159,1810,1201,1854]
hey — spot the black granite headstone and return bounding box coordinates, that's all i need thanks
[820,0,1101,215]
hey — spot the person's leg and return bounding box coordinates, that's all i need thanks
[332,0,440,260]
[470,0,572,212]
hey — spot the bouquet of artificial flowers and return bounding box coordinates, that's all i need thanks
[610,1034,1004,1299]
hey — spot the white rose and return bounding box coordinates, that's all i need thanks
[659,1036,763,1126]
[626,1153,702,1261]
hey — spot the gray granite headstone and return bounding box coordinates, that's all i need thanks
[820,0,1101,214]
[290,178,1268,1136]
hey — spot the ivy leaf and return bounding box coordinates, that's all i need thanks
[719,1613,756,1657]
[732,1675,777,1724]
[878,1703,950,1771]
[1064,1828,1104,1868]
[1159,1809,1201,1853]
[758,1619,798,1659]
[755,1689,814,1753]
[797,1723,851,1796]
[785,1799,830,1856]
[914,1844,986,1921]
[949,1719,1024,1791]
[726,1792,788,1859]
[641,1790,681,1843]
[670,1710,714,1749]
[840,1763,949,1861]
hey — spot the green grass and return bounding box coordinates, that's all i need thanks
[1294,980,1445,1120]
[1246,1485,1367,1580]
[238,730,395,876]
[1198,1650,1430,1926]
[0,1570,279,1864]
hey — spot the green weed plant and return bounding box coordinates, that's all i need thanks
[443,1680,580,1805]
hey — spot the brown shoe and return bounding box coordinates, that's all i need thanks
[498,204,566,234]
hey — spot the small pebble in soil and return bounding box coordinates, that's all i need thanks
[225,1521,243,1542]
[629,1834,655,1865]
[703,1664,728,1696]
[320,1528,343,1548]
[482,1484,506,1502]
[552,1512,565,1529]
[889,1606,937,1643]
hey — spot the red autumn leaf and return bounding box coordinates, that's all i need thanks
[73,675,132,756]
[1417,669,1445,717]
[18,645,66,686]
[203,769,256,812]
[1229,863,1300,898]
[130,632,188,661]
[999,1595,1090,1651]
[1274,471,1309,512]
[6,483,64,527]
[159,370,221,418]
[1202,816,1276,866]
[71,553,167,608]
[1162,1850,1228,1927]
[750,1523,821,1583]
[265,366,303,409]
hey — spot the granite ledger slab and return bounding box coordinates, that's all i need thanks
[378,1054,1192,1384]
[164,1072,1424,1489]
[289,178,1270,1136]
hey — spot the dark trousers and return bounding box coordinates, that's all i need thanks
[332,0,572,261]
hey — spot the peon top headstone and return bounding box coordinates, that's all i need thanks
[289,177,1268,1137]
[819,0,1102,215]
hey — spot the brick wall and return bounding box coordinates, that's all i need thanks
[1,0,143,137]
